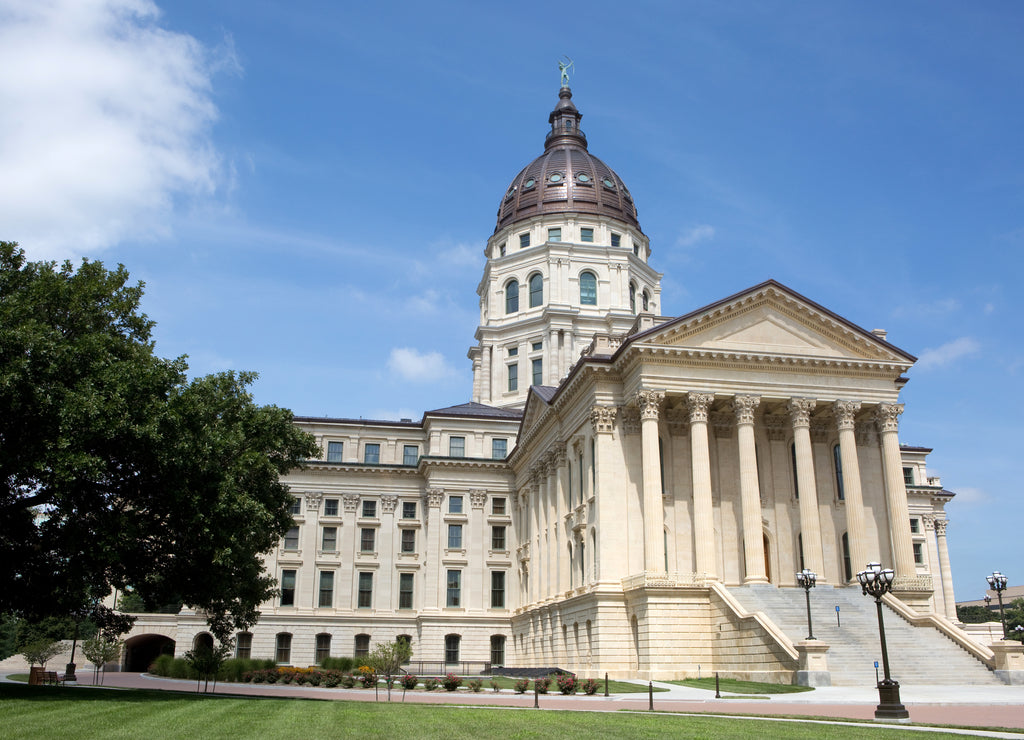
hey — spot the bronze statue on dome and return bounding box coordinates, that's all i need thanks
[558,56,574,87]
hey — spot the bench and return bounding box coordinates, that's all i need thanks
[42,671,64,685]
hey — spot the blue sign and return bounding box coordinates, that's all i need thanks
[874,661,879,668]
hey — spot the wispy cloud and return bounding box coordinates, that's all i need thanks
[677,224,716,248]
[915,337,980,370]
[0,0,237,259]
[952,486,988,505]
[386,347,455,382]
[891,298,961,319]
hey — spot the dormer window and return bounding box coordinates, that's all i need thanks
[548,172,563,184]
[524,178,536,189]
[577,173,591,183]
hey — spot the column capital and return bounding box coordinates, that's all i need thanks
[424,488,444,508]
[788,398,817,428]
[590,405,617,434]
[833,399,862,430]
[343,493,360,512]
[933,518,948,536]
[380,494,397,514]
[732,395,761,426]
[553,441,568,466]
[875,402,904,433]
[636,389,665,421]
[687,392,715,423]
[469,489,487,509]
[305,491,323,510]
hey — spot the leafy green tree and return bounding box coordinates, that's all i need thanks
[81,635,123,684]
[21,639,63,668]
[956,605,997,624]
[368,638,414,702]
[183,641,232,693]
[0,242,318,642]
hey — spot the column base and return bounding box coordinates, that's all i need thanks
[873,680,910,722]
[742,575,770,585]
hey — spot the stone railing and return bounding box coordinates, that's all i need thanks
[621,571,707,591]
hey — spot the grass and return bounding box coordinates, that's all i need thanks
[671,678,815,695]
[0,684,971,740]
[480,675,665,694]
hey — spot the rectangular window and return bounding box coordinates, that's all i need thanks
[357,572,373,608]
[491,571,506,608]
[445,634,460,664]
[499,242,506,257]
[449,436,465,457]
[362,500,377,518]
[403,445,418,466]
[284,526,299,551]
[354,634,370,657]
[580,227,594,242]
[490,635,505,667]
[326,441,343,462]
[507,364,518,392]
[280,570,296,606]
[288,497,301,515]
[913,542,924,565]
[364,443,380,464]
[633,243,640,256]
[547,227,561,242]
[315,634,331,665]
[910,518,920,534]
[611,232,621,247]
[321,526,337,551]
[508,346,518,356]
[402,501,417,519]
[323,498,339,517]
[449,495,463,514]
[447,570,461,607]
[903,467,915,485]
[491,525,506,551]
[448,524,463,549]
[318,571,334,608]
[276,634,292,664]
[519,232,530,248]
[492,438,507,459]
[401,528,416,553]
[399,572,414,609]
[532,358,543,386]
[360,528,375,552]
[531,341,543,352]
[492,497,506,515]
[235,633,252,660]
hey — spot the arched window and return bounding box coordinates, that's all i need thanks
[833,444,845,501]
[235,632,252,660]
[193,633,213,651]
[529,273,543,308]
[568,543,574,589]
[642,290,650,311]
[490,635,506,667]
[629,282,636,313]
[315,633,331,665]
[444,634,460,664]
[275,633,292,664]
[354,633,370,658]
[505,280,519,314]
[579,271,597,305]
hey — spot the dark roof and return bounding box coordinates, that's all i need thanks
[900,445,933,453]
[531,385,558,403]
[424,402,523,420]
[494,86,641,233]
[293,415,421,427]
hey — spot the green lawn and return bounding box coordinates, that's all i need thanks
[480,675,665,694]
[670,678,815,695]
[0,684,971,740]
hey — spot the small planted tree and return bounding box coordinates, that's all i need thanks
[21,639,63,669]
[183,641,232,694]
[368,638,414,702]
[82,636,123,685]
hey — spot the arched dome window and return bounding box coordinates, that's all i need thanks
[505,280,519,314]
[579,271,597,306]
[629,282,636,313]
[642,290,650,312]
[528,273,543,308]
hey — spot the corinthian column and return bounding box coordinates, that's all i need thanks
[933,519,957,620]
[834,400,868,578]
[789,398,825,578]
[688,392,716,579]
[637,390,666,572]
[733,395,767,583]
[875,403,916,578]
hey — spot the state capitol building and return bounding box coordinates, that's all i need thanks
[124,81,1013,686]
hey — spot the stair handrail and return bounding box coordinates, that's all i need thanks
[881,593,996,665]
[710,582,799,662]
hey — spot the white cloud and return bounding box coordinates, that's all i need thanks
[386,347,454,382]
[915,337,980,370]
[677,224,716,248]
[0,0,236,259]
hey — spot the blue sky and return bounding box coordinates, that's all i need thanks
[2,0,1021,601]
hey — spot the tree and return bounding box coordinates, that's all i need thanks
[368,638,414,702]
[81,635,123,684]
[21,638,63,668]
[183,641,231,693]
[956,605,997,624]
[0,243,318,642]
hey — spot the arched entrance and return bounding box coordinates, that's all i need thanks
[123,634,175,672]
[763,533,772,583]
[192,633,214,651]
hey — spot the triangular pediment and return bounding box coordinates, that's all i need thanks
[631,281,915,365]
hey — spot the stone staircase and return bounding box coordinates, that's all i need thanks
[727,584,1001,686]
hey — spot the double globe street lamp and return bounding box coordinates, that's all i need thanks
[796,568,817,640]
[857,562,909,721]
[986,571,1009,639]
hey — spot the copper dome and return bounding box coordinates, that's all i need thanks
[495,87,641,233]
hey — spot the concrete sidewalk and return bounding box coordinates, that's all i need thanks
[9,671,1023,734]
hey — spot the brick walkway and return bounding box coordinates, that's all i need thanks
[42,673,1024,734]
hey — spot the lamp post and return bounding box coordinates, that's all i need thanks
[857,562,909,721]
[1015,625,1024,644]
[986,571,1009,639]
[796,568,817,640]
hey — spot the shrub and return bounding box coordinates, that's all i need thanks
[513,678,530,694]
[582,677,599,695]
[340,673,355,689]
[441,672,462,691]
[535,676,551,694]
[423,677,439,691]
[265,671,278,684]
[321,656,355,672]
[556,674,577,695]
[324,674,340,688]
[468,678,482,693]
[490,678,501,692]
[400,673,418,690]
[150,654,175,676]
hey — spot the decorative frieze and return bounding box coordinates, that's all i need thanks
[470,489,487,510]
[665,406,689,435]
[380,494,397,514]
[810,421,829,443]
[833,399,862,431]
[619,406,640,434]
[732,395,760,426]
[855,426,878,447]
[875,403,904,433]
[788,398,816,428]
[590,405,616,434]
[711,412,733,438]
[763,414,787,441]
[342,493,360,512]
[687,392,714,423]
